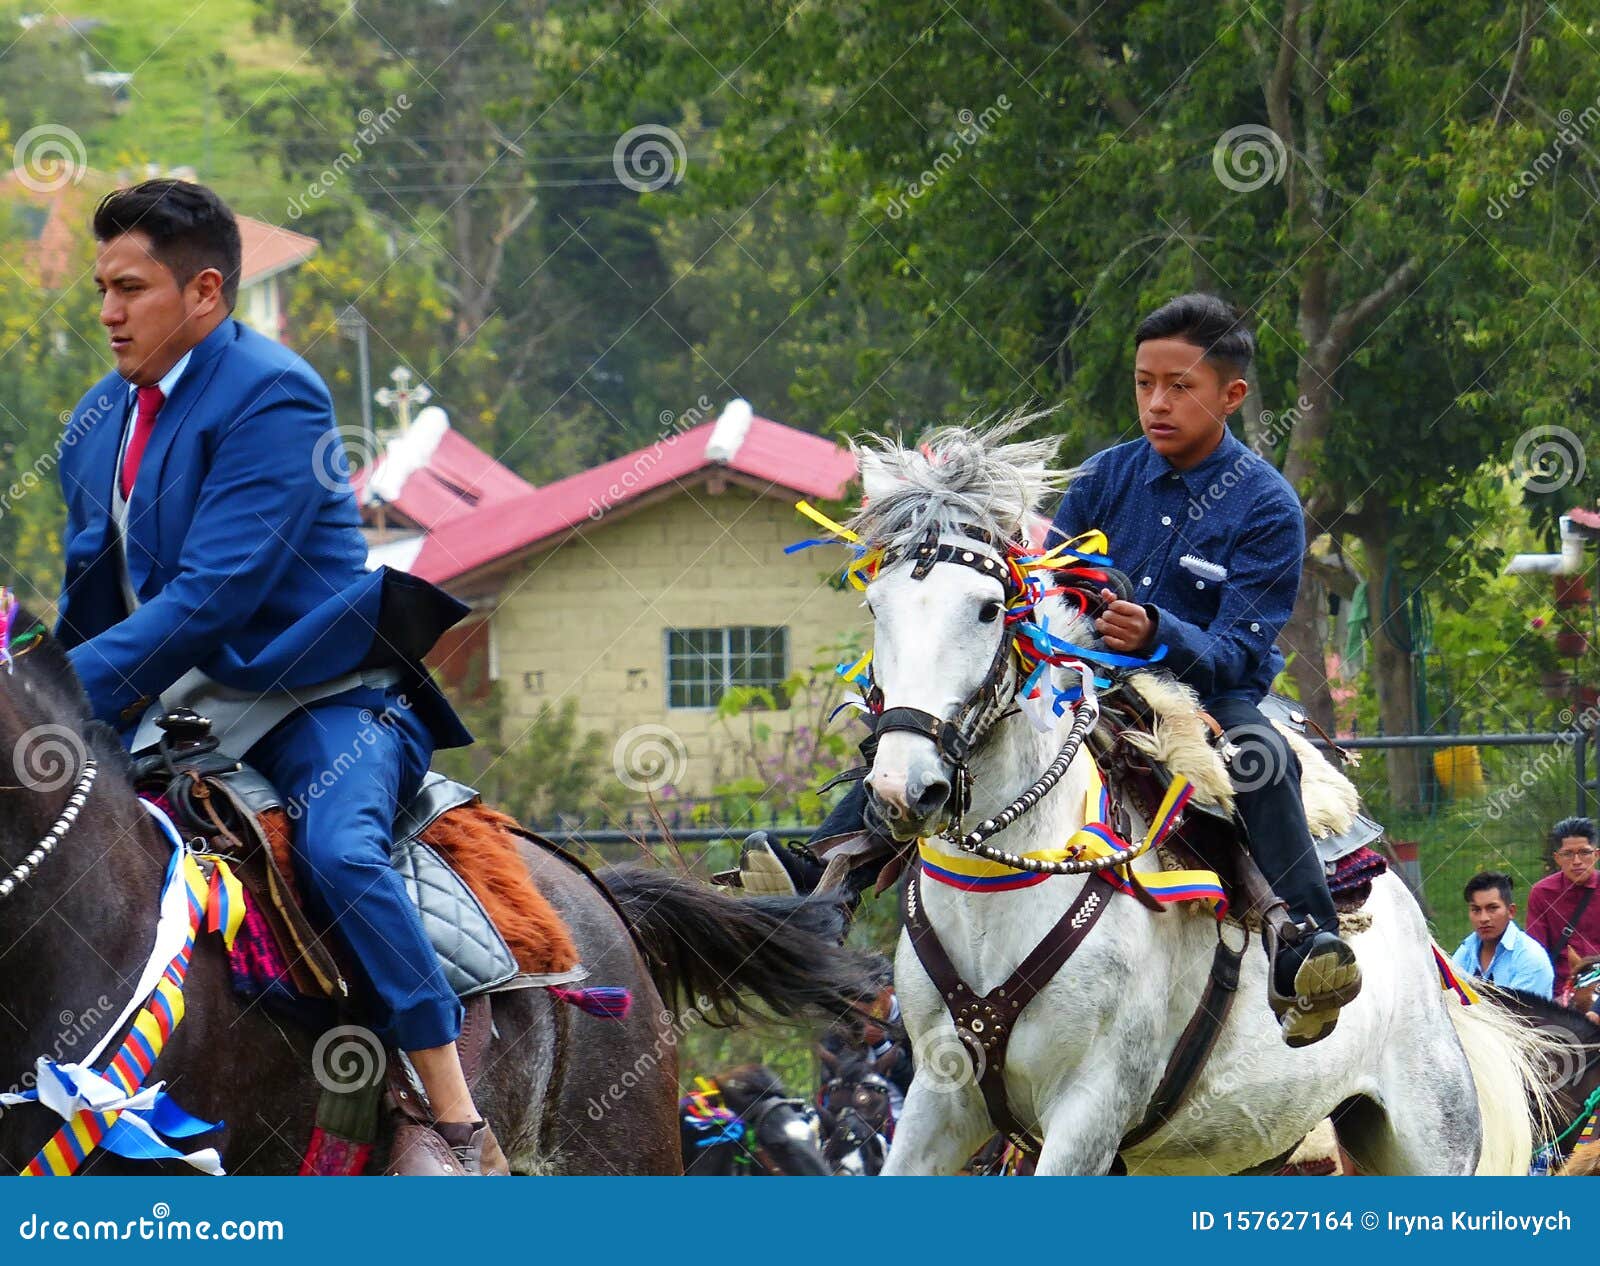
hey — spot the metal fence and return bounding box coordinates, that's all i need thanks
[530,725,1598,939]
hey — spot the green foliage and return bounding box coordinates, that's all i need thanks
[650,636,869,833]
[431,687,608,827]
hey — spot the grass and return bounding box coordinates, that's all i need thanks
[1344,744,1578,950]
[12,0,312,215]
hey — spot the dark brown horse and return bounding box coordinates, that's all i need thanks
[1494,986,1600,1168]
[0,608,878,1175]
[679,1065,829,1176]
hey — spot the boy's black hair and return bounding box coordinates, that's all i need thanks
[1134,292,1255,380]
[1550,816,1598,848]
[92,179,242,309]
[1463,870,1514,905]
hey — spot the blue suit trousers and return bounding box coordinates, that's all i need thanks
[245,681,462,1051]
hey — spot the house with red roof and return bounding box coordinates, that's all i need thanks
[3,165,318,343]
[357,399,867,794]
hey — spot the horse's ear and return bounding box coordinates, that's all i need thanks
[1569,945,1585,970]
[872,1047,898,1077]
[856,446,909,504]
[816,1044,839,1071]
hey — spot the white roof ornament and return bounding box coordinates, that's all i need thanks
[705,398,754,465]
[367,404,450,504]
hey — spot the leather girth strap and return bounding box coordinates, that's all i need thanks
[903,866,1248,1164]
[1116,931,1246,1153]
[902,867,1117,1158]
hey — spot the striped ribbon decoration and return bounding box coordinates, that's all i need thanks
[21,854,215,1176]
[918,767,1225,916]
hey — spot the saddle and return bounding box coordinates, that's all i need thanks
[130,711,585,1012]
[1090,686,1387,925]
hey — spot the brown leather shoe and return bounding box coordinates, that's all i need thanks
[434,1119,511,1176]
[385,1119,511,1176]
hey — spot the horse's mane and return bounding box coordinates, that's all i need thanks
[717,1064,793,1105]
[845,410,1067,552]
[1495,985,1600,1044]
[1,602,135,786]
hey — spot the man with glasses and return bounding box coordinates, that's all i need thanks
[1526,816,1600,1004]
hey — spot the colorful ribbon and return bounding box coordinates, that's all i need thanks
[918,769,1223,916]
[6,802,226,1175]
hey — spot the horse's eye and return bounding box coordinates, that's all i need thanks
[979,600,1003,624]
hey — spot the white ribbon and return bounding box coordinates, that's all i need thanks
[1,800,227,1174]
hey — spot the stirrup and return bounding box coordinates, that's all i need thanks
[738,834,801,897]
[1264,921,1362,1048]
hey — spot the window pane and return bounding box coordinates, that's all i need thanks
[666,627,789,708]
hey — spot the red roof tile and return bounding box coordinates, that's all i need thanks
[354,422,536,531]
[1,168,317,289]
[405,411,857,585]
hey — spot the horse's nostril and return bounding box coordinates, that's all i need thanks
[910,778,950,818]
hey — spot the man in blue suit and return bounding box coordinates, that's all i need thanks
[55,179,504,1175]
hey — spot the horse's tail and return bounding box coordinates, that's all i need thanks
[1444,972,1563,1174]
[600,864,881,1027]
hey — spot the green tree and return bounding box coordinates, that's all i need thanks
[566,0,1600,805]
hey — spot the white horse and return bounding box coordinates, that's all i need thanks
[848,422,1550,1176]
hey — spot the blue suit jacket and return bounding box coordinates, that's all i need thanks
[55,318,473,750]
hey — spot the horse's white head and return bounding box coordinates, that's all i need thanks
[850,416,1072,840]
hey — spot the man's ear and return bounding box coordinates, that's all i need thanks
[187,266,226,318]
[1223,376,1249,414]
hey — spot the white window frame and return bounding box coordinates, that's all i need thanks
[663,625,789,711]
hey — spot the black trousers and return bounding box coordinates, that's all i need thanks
[811,696,1339,934]
[1206,696,1338,936]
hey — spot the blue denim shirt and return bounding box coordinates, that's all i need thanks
[1047,428,1304,705]
[1450,920,1555,998]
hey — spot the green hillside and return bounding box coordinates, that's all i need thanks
[6,0,310,216]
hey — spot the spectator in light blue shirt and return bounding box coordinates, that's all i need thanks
[1452,871,1554,997]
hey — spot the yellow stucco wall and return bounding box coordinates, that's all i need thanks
[490,480,868,796]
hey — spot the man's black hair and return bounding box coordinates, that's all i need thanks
[1134,292,1255,380]
[92,179,242,309]
[1463,870,1514,905]
[1551,816,1598,848]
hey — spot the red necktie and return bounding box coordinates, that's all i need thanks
[120,384,165,500]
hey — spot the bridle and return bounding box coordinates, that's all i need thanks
[818,1070,895,1152]
[0,617,98,903]
[861,526,1162,877]
[737,1094,820,1176]
[857,526,1024,827]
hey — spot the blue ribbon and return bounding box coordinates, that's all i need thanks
[1013,619,1167,670]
